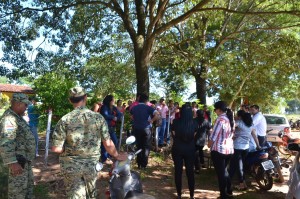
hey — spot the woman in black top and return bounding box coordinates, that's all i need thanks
[194,109,211,173]
[171,105,198,199]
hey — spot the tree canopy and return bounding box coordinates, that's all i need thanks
[1,0,300,112]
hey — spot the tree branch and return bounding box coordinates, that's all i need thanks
[135,0,146,36]
[147,0,169,36]
[152,0,210,37]
[217,23,300,50]
[195,7,300,16]
[110,0,136,42]
[0,1,112,18]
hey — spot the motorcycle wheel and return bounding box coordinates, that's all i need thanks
[273,160,284,183]
[255,166,273,191]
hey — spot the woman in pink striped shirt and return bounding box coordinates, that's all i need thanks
[208,101,234,199]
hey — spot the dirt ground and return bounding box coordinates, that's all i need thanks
[32,138,291,199]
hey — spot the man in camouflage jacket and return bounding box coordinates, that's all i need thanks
[51,86,127,199]
[0,93,35,199]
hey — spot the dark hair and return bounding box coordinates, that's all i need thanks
[150,100,157,105]
[139,93,149,103]
[173,105,197,142]
[69,94,86,103]
[103,95,114,107]
[185,102,191,107]
[250,104,260,111]
[237,110,253,127]
[196,109,205,124]
[159,98,165,103]
[214,101,234,129]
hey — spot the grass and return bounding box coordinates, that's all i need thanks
[150,151,165,164]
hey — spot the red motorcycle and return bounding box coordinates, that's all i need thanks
[277,131,300,198]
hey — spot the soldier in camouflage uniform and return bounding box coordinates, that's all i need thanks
[0,93,36,199]
[51,86,127,199]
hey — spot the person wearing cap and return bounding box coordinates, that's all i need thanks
[51,86,127,198]
[0,93,36,199]
[28,97,40,157]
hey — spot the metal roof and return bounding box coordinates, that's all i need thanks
[0,84,35,94]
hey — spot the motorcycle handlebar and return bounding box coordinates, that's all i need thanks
[135,149,142,156]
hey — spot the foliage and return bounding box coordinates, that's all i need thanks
[286,99,300,114]
[209,31,300,110]
[0,76,8,83]
[0,93,10,110]
[1,0,300,97]
[81,54,136,100]
[33,72,76,129]
[153,1,300,104]
[150,61,189,100]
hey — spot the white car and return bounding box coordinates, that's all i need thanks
[264,114,291,143]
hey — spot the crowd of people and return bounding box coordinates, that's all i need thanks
[0,87,269,199]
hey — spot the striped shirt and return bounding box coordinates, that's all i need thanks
[210,113,234,155]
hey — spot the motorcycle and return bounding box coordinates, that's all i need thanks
[278,130,300,156]
[245,142,281,190]
[286,143,300,199]
[107,136,156,199]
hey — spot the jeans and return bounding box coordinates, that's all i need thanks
[101,127,118,163]
[30,126,39,155]
[229,149,248,183]
[134,128,152,168]
[172,142,195,198]
[211,151,232,199]
[158,118,166,145]
[258,135,266,147]
[164,121,171,145]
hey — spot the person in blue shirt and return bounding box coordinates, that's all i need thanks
[28,97,40,157]
[130,93,159,169]
[100,95,122,163]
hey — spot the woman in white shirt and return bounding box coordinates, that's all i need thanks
[229,110,258,190]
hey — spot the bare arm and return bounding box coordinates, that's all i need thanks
[102,139,127,161]
[149,111,159,124]
[51,146,64,154]
[251,129,261,149]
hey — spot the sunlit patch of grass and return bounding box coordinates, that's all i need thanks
[150,151,164,164]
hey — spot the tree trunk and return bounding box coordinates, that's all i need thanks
[134,36,151,96]
[195,74,207,105]
[134,54,150,96]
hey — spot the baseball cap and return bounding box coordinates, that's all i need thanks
[12,93,31,105]
[69,86,86,98]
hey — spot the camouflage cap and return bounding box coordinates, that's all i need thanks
[69,86,86,98]
[12,93,31,105]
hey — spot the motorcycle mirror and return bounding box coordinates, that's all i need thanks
[126,136,136,145]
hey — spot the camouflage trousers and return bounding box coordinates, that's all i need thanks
[8,162,34,199]
[0,162,9,198]
[60,156,99,199]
